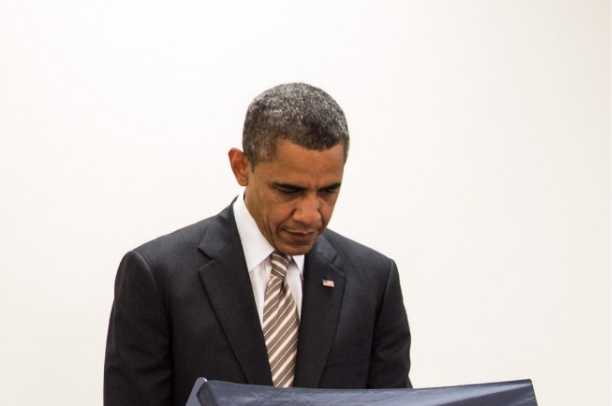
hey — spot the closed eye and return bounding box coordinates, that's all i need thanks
[274,184,303,195]
[321,184,341,194]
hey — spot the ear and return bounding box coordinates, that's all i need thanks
[228,148,251,186]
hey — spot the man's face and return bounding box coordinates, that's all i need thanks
[229,139,345,256]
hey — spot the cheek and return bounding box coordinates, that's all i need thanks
[268,202,295,227]
[320,201,338,224]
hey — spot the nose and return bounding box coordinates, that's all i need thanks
[293,193,322,226]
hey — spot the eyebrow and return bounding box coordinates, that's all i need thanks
[272,182,342,191]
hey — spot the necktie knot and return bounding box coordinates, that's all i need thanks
[270,251,291,279]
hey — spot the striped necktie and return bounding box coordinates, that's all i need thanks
[262,251,300,387]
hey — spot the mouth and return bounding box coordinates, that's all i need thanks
[283,229,318,242]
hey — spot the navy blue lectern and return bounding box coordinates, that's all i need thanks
[186,378,538,406]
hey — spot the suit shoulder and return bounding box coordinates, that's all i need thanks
[130,205,234,264]
[321,229,393,264]
[135,218,209,254]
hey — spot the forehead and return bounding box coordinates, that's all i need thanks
[255,140,345,185]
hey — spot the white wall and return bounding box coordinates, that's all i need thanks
[0,1,609,405]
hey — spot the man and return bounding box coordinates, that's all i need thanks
[104,83,411,406]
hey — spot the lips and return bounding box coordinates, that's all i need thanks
[287,230,316,235]
[284,229,318,242]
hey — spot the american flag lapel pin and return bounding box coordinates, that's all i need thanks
[322,278,335,288]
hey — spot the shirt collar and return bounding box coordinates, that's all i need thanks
[232,191,304,274]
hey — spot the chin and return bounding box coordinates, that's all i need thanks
[279,241,316,256]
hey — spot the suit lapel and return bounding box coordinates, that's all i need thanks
[294,235,346,387]
[196,206,272,386]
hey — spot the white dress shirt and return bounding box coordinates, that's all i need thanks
[232,192,304,325]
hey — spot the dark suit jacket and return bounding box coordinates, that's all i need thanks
[104,204,411,406]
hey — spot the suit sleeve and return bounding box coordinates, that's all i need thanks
[367,260,412,388]
[104,250,173,406]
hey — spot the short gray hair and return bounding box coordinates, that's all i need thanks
[242,83,349,167]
